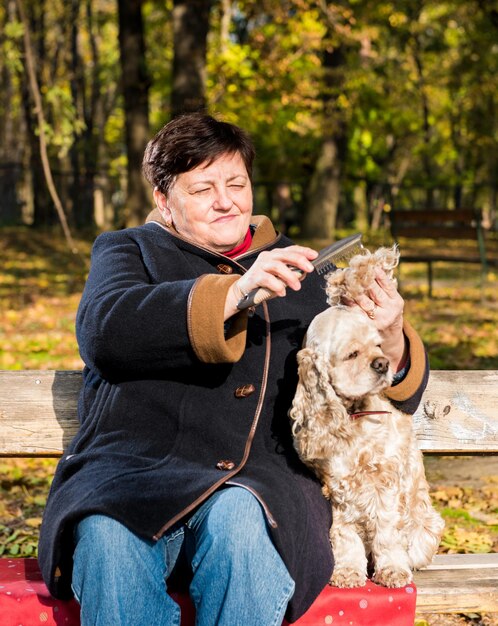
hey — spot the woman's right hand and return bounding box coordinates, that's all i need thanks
[224,245,318,319]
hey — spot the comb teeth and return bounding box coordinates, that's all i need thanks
[315,260,336,275]
[313,233,364,275]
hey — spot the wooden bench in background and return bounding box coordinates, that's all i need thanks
[1,369,497,620]
[389,209,491,297]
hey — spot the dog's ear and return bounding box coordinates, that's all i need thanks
[289,347,350,462]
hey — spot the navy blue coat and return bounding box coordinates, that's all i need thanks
[38,218,428,621]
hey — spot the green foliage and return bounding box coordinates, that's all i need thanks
[207,0,326,182]
[431,481,498,554]
[2,20,24,74]
[2,0,497,229]
[0,458,55,558]
[43,86,86,158]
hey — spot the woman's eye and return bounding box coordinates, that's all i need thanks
[346,351,359,360]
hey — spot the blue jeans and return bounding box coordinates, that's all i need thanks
[72,487,295,626]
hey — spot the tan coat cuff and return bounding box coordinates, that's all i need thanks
[188,274,248,363]
[385,319,427,402]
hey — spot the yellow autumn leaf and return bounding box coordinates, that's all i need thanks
[24,517,43,528]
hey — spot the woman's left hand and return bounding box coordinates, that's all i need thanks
[342,268,407,371]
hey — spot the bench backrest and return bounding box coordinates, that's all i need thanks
[390,208,484,241]
[0,370,497,457]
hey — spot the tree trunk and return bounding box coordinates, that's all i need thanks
[0,0,25,224]
[353,180,368,232]
[303,33,347,240]
[117,0,150,227]
[171,0,213,117]
[18,0,53,227]
[411,32,435,210]
[16,0,78,253]
[69,0,83,228]
[272,182,294,235]
[304,135,345,239]
[220,0,232,52]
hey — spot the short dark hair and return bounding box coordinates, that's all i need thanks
[142,113,256,195]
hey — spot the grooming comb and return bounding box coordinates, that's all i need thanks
[236,233,364,310]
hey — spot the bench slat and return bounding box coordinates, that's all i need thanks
[398,254,483,263]
[1,370,498,456]
[391,209,478,223]
[424,552,498,570]
[413,370,498,453]
[394,226,481,240]
[0,370,80,455]
[414,554,498,613]
[389,208,490,297]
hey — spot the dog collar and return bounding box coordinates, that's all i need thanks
[348,410,392,420]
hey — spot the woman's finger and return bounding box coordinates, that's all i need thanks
[241,247,318,294]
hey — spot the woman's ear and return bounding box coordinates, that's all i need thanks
[153,188,172,227]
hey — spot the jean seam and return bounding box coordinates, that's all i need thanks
[162,526,185,582]
[164,526,184,545]
[70,582,81,605]
[270,578,295,626]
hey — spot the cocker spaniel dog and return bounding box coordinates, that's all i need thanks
[290,247,443,588]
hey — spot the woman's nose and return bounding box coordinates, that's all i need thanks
[212,187,233,210]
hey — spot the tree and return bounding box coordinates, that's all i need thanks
[68,0,110,230]
[19,0,53,227]
[0,0,25,224]
[16,0,78,252]
[1,0,496,233]
[171,0,213,117]
[302,20,348,239]
[117,0,150,226]
[207,0,326,231]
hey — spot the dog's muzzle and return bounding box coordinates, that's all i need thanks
[371,357,389,374]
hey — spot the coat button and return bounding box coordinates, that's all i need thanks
[217,263,233,274]
[234,384,256,398]
[216,459,236,471]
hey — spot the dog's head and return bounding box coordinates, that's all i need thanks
[290,307,392,460]
[304,306,392,401]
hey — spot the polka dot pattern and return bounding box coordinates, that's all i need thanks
[282,580,417,626]
[0,559,80,626]
[1,559,417,626]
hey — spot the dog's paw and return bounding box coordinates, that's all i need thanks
[329,568,367,588]
[373,566,413,588]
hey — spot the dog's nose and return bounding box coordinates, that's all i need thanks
[371,357,389,374]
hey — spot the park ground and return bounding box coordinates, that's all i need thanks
[1,227,497,625]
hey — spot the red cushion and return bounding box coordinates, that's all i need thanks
[283,579,417,625]
[0,558,416,625]
[0,558,80,626]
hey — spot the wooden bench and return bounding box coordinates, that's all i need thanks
[389,208,489,297]
[1,369,497,620]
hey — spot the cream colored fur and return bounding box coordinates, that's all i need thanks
[289,249,444,589]
[325,245,399,306]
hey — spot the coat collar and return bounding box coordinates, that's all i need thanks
[145,208,279,254]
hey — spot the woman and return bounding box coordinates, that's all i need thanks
[39,113,428,625]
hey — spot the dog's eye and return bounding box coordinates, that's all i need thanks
[346,350,359,360]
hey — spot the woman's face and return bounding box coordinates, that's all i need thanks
[154,151,253,253]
